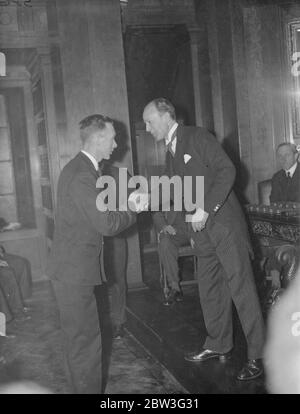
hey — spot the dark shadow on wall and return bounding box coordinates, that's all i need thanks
[222,132,250,206]
[109,120,130,165]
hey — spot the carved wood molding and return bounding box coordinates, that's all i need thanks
[122,0,197,31]
[250,218,300,243]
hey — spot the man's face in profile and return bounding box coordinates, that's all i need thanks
[277,145,297,171]
[94,123,117,161]
[143,105,170,142]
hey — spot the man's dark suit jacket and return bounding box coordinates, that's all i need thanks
[163,125,251,245]
[270,162,300,203]
[47,152,136,286]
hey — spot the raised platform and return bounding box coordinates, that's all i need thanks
[125,283,267,394]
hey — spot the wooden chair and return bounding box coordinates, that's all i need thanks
[257,179,272,205]
[158,238,198,305]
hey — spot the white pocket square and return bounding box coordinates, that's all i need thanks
[184,154,192,164]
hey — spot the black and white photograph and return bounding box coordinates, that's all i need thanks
[0,0,300,397]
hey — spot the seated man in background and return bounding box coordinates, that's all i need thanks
[153,210,190,303]
[0,285,13,324]
[99,159,132,339]
[103,235,127,339]
[264,143,300,294]
[0,246,32,301]
[270,142,300,203]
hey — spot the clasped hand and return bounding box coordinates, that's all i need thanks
[186,208,209,232]
[127,191,150,213]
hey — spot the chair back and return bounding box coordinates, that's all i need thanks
[257,179,272,205]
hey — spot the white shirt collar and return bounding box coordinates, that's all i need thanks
[285,161,298,178]
[165,122,178,154]
[81,150,99,171]
[165,122,178,145]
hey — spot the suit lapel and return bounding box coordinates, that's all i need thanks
[173,126,185,177]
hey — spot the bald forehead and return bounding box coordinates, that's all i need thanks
[144,103,157,116]
[277,145,294,155]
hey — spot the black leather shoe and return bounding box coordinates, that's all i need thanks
[237,359,263,381]
[113,325,125,340]
[167,289,183,304]
[184,349,232,362]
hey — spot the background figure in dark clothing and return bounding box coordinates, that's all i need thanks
[0,246,31,322]
[0,286,13,324]
[265,143,299,290]
[270,143,300,203]
[0,246,32,300]
[104,235,127,338]
[153,210,190,303]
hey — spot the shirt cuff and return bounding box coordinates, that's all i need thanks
[185,207,209,223]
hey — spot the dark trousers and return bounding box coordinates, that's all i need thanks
[0,286,13,323]
[192,220,265,360]
[158,228,190,289]
[52,281,102,394]
[5,254,32,300]
[104,236,127,328]
[0,267,24,317]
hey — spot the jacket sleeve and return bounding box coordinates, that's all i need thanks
[152,211,167,232]
[194,131,236,215]
[70,172,136,236]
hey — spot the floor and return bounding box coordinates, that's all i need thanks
[0,250,268,394]
[0,280,186,394]
[128,251,268,394]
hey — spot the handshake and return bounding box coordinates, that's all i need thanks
[127,191,150,213]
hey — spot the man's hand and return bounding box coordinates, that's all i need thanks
[0,260,8,267]
[128,191,150,213]
[161,225,177,236]
[186,208,209,232]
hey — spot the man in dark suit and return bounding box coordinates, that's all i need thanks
[270,142,300,203]
[47,114,139,394]
[143,98,265,381]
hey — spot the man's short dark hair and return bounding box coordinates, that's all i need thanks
[79,114,114,144]
[151,98,176,120]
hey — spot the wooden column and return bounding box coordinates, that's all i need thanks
[37,47,60,204]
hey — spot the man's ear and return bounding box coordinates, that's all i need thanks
[163,112,171,123]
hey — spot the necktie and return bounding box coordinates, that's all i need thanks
[166,132,177,157]
[286,172,291,179]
